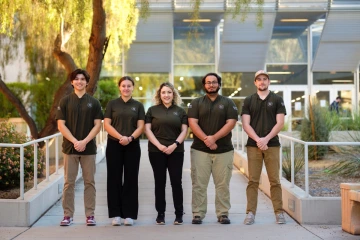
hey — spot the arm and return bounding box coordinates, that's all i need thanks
[204,119,237,147]
[189,118,218,150]
[58,120,78,144]
[74,119,102,152]
[163,124,188,155]
[124,120,145,144]
[241,114,267,150]
[145,123,167,152]
[257,113,285,148]
[104,118,122,140]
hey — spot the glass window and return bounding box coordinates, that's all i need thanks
[174,26,215,64]
[291,91,305,130]
[316,91,330,107]
[313,72,354,85]
[174,65,215,97]
[312,20,324,59]
[220,72,256,97]
[338,90,352,117]
[267,65,307,85]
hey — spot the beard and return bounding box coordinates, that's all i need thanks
[257,85,268,91]
[205,86,220,94]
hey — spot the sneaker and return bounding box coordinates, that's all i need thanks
[192,216,202,224]
[112,217,121,226]
[276,212,286,224]
[174,216,183,225]
[218,215,231,224]
[124,218,134,226]
[60,216,73,226]
[86,216,96,226]
[244,212,255,225]
[156,213,165,225]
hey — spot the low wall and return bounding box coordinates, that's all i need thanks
[234,150,341,225]
[0,143,106,227]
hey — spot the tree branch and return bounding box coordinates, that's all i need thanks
[0,74,39,139]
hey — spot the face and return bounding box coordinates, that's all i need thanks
[254,74,270,92]
[71,74,88,91]
[119,80,134,97]
[204,75,220,94]
[160,86,174,105]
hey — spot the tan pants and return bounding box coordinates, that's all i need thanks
[246,146,283,215]
[62,154,96,218]
[191,149,234,219]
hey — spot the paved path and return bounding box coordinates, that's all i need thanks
[1,141,358,240]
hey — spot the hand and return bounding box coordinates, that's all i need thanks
[74,140,87,152]
[119,136,130,146]
[209,143,218,150]
[258,144,268,151]
[256,137,269,150]
[163,143,176,155]
[158,144,167,152]
[204,135,216,147]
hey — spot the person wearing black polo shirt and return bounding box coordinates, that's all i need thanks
[56,69,104,226]
[145,82,188,225]
[241,70,287,225]
[188,73,238,225]
[104,76,145,226]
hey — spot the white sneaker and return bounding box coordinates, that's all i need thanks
[124,218,134,226]
[112,217,121,226]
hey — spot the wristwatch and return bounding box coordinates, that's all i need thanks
[175,141,180,146]
[130,136,135,141]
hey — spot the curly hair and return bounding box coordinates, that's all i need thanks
[154,82,182,106]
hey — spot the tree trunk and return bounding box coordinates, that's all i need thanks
[0,74,39,139]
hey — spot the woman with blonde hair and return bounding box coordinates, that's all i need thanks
[145,82,188,225]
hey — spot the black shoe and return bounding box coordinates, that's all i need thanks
[174,213,184,225]
[156,213,165,225]
[218,215,231,224]
[192,216,202,224]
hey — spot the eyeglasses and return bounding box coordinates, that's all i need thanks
[205,81,219,86]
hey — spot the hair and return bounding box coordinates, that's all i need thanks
[154,82,182,106]
[336,96,341,100]
[69,69,90,83]
[118,76,135,87]
[201,72,222,86]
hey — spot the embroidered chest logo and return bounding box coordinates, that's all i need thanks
[131,107,136,111]
[87,103,93,108]
[267,102,274,107]
[173,112,179,116]
[233,106,238,111]
[219,104,224,109]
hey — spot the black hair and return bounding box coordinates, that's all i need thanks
[69,69,90,83]
[118,76,135,87]
[201,72,222,86]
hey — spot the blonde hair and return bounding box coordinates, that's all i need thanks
[154,82,183,106]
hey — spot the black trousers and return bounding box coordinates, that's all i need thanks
[106,138,141,219]
[149,151,184,216]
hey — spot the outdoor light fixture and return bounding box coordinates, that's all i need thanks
[280,19,308,22]
[183,19,211,22]
[267,72,293,74]
[332,80,353,83]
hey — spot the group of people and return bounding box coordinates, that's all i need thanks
[56,68,287,227]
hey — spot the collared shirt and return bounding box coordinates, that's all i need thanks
[241,91,286,147]
[188,94,238,153]
[56,92,104,155]
[104,97,145,141]
[145,104,188,152]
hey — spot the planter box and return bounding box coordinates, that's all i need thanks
[340,183,360,235]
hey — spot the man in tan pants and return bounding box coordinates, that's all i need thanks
[188,73,238,224]
[56,69,103,226]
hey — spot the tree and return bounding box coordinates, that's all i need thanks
[0,0,139,139]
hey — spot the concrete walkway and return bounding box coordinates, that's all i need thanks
[1,141,358,240]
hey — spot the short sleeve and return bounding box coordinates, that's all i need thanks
[187,99,199,119]
[276,96,287,115]
[138,102,146,120]
[226,98,238,120]
[93,99,104,120]
[145,107,153,123]
[180,107,188,125]
[55,97,67,120]
[104,100,113,119]
[240,96,251,116]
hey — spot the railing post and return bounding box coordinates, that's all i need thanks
[236,123,240,150]
[241,125,245,154]
[305,143,309,197]
[20,146,24,200]
[33,143,38,190]
[55,136,59,175]
[291,141,295,188]
[279,143,283,180]
[45,140,49,182]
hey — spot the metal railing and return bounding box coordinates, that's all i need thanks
[0,123,107,200]
[232,121,360,197]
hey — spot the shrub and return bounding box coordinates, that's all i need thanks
[0,120,45,189]
[282,145,305,181]
[94,78,119,111]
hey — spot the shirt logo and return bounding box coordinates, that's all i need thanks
[87,103,93,108]
[233,106,238,110]
[281,102,284,106]
[268,102,273,107]
[173,112,179,116]
[131,107,136,111]
[219,104,224,109]
[188,104,192,108]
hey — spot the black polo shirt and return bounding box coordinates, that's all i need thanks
[56,92,104,155]
[104,97,145,141]
[241,91,286,147]
[188,95,238,153]
[145,104,188,152]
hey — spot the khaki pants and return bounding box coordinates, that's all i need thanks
[246,146,283,215]
[62,154,96,218]
[191,149,234,219]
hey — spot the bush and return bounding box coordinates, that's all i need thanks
[300,99,330,159]
[94,78,119,111]
[0,120,45,189]
[282,145,305,181]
